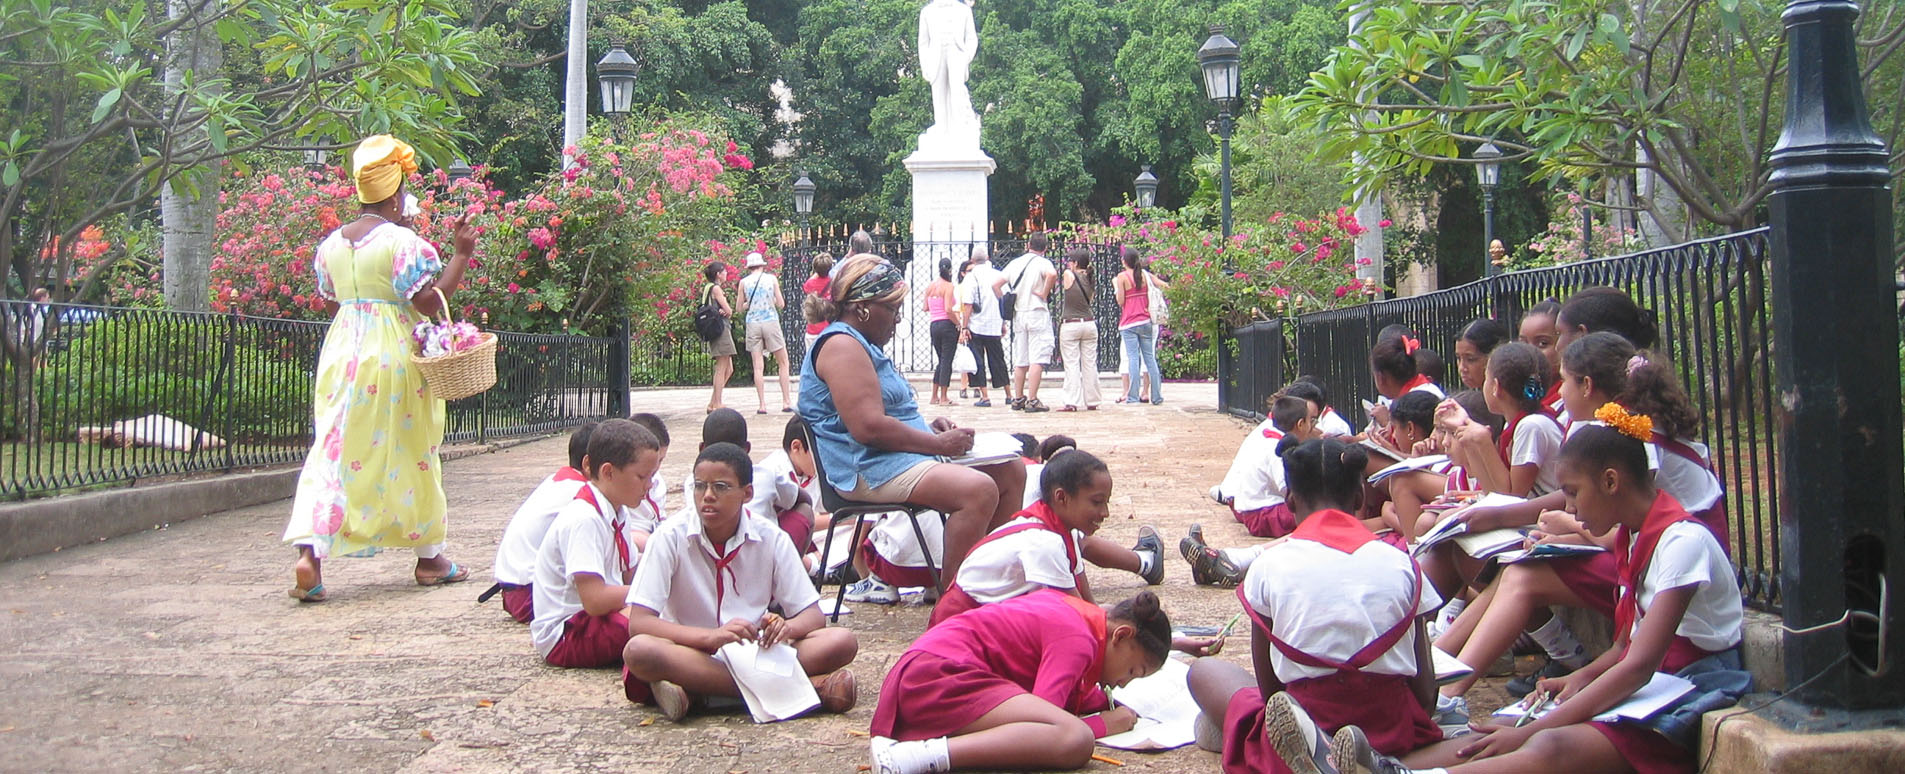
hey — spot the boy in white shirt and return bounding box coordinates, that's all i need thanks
[530,420,664,668]
[622,443,860,721]
[487,421,600,623]
[1209,394,1318,537]
[683,408,816,553]
[625,412,674,546]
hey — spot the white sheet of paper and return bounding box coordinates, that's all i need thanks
[1432,647,1473,686]
[714,641,820,723]
[1412,493,1527,557]
[948,432,1023,467]
[817,598,852,616]
[1452,527,1529,559]
[1492,672,1696,723]
[1368,454,1449,483]
[1096,657,1199,751]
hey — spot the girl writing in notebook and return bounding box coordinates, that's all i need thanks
[1307,405,1749,774]
[869,589,1175,774]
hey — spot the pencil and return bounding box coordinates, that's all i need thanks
[1091,753,1124,766]
[1216,612,1245,640]
[1515,691,1553,728]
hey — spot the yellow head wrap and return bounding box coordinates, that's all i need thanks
[351,135,418,204]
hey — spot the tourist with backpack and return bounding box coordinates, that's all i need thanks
[696,262,736,414]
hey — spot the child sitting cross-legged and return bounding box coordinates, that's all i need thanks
[1280,406,1751,774]
[530,419,664,668]
[1186,437,1444,774]
[869,589,1175,774]
[622,442,860,721]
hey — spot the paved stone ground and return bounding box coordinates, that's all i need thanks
[0,378,1509,773]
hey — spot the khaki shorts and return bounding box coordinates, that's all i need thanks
[745,320,786,354]
[845,459,937,504]
[1012,310,1055,366]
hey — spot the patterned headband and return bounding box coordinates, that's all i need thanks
[843,259,905,303]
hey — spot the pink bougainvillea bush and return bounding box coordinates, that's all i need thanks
[1062,205,1375,335]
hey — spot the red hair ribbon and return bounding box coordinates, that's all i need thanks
[1401,335,1420,355]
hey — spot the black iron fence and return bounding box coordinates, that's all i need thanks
[1223,319,1287,420]
[0,302,624,500]
[1224,228,1781,610]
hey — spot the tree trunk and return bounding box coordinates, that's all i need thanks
[160,0,223,312]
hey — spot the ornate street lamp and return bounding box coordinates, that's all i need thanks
[302,148,326,173]
[1197,25,1241,247]
[1474,140,1503,277]
[446,159,474,184]
[597,43,639,116]
[793,172,816,241]
[1134,165,1159,209]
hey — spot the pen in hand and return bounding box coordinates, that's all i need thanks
[1515,691,1554,728]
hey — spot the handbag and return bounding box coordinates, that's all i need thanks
[1145,272,1170,327]
[693,284,728,342]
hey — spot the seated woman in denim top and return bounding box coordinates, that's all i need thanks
[799,254,1027,586]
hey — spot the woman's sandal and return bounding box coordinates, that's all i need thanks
[287,584,328,603]
[415,562,471,587]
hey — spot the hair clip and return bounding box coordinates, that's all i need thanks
[1626,354,1648,376]
[1593,402,1653,441]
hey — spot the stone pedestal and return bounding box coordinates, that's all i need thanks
[900,133,994,372]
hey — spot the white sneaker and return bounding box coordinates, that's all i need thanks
[870,737,901,774]
[844,576,900,604]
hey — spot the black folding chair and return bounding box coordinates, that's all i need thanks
[805,422,944,623]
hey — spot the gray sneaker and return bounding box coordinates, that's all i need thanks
[1133,525,1166,585]
[1432,694,1469,728]
[1265,691,1339,774]
[1331,725,1415,774]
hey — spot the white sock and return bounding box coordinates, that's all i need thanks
[1223,544,1267,570]
[1136,551,1156,576]
[1529,614,1590,669]
[882,737,950,774]
[1431,596,1467,638]
[1435,693,1465,712]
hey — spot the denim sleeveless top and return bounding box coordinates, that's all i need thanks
[798,321,933,492]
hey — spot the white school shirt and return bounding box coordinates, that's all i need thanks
[1002,253,1056,312]
[868,509,947,569]
[1560,422,1722,512]
[625,510,820,628]
[759,449,822,511]
[1021,462,1045,509]
[528,483,637,657]
[679,462,801,523]
[958,264,1005,336]
[627,474,670,535]
[1508,413,1565,496]
[1407,382,1446,400]
[1316,408,1355,439]
[1242,533,1443,683]
[493,470,589,586]
[954,515,1086,604]
[1631,522,1743,652]
[1218,420,1289,512]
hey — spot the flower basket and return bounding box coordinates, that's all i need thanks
[410,288,497,401]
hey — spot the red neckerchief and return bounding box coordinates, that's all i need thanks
[792,470,813,491]
[553,466,587,483]
[1541,381,1564,413]
[574,484,629,580]
[700,526,746,620]
[1398,374,1432,394]
[1020,501,1083,569]
[1614,490,1699,641]
[1054,592,1109,692]
[1497,409,1559,467]
[1288,508,1380,553]
[1262,425,1285,440]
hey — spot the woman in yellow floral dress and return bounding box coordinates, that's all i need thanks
[283,136,476,602]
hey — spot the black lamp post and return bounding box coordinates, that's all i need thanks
[793,172,816,242]
[1134,165,1159,209]
[302,148,326,174]
[1473,140,1502,277]
[1197,25,1241,246]
[596,43,639,117]
[446,159,473,184]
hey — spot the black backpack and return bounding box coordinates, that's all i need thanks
[693,285,728,342]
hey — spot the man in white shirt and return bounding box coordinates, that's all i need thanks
[1001,233,1057,412]
[956,247,1010,407]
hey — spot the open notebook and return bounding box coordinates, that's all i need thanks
[1096,657,1199,751]
[714,641,820,723]
[947,432,1023,467]
[1492,672,1696,724]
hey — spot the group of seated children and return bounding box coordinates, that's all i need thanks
[491,409,858,722]
[1178,286,1747,774]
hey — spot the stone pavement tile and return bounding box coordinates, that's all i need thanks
[0,382,1512,772]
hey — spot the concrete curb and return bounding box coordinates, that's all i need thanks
[0,433,556,564]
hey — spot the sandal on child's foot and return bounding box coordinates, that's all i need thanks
[287,584,327,603]
[817,669,858,713]
[651,680,692,722]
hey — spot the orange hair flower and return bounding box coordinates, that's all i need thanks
[1594,403,1653,442]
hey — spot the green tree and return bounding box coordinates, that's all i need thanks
[1288,0,1904,252]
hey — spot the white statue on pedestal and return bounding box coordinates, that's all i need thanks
[918,0,979,148]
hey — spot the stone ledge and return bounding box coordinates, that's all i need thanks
[1702,705,1905,773]
[0,434,552,564]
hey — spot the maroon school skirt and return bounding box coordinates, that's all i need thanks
[1221,672,1443,774]
[1234,503,1298,538]
[501,585,534,624]
[862,537,938,589]
[1547,551,1620,618]
[870,650,1023,740]
[1590,721,1693,774]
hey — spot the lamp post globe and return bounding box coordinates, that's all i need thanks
[446,159,474,184]
[1134,165,1159,209]
[302,148,326,173]
[597,43,639,116]
[792,172,816,238]
[1197,24,1241,248]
